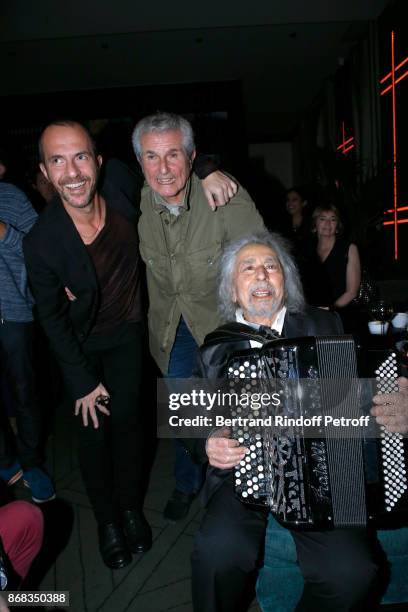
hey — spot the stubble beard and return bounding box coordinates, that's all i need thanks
[59,175,98,210]
[245,283,282,319]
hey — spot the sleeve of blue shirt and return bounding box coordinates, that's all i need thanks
[0,182,38,256]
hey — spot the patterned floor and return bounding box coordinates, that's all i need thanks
[8,398,405,612]
[11,396,261,612]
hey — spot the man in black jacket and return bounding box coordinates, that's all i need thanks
[190,231,408,612]
[23,120,150,570]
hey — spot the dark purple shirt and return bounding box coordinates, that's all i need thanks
[86,206,142,334]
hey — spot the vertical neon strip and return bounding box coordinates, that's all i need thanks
[391,31,398,260]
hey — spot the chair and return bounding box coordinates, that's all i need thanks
[257,515,408,611]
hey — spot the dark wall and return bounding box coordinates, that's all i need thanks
[378,0,408,272]
[1,80,248,177]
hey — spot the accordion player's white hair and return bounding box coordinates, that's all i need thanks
[218,230,306,322]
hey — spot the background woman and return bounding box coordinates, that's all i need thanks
[284,186,310,239]
[310,203,361,332]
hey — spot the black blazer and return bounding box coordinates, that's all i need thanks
[23,181,139,400]
[191,307,344,505]
[194,307,343,390]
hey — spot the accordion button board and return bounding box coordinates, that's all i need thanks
[375,355,407,512]
[227,336,408,529]
[229,356,268,504]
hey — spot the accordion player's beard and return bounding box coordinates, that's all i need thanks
[245,282,283,321]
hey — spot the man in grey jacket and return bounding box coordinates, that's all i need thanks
[132,112,265,521]
[0,181,55,503]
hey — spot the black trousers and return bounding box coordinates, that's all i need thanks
[78,322,144,525]
[0,321,41,470]
[192,479,268,612]
[192,478,378,612]
[292,528,378,611]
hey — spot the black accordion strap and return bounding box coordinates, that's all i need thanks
[258,326,281,341]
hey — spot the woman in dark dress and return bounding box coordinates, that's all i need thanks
[282,187,316,300]
[284,186,310,239]
[309,203,361,332]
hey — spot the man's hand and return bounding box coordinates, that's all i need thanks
[201,171,238,210]
[64,286,77,301]
[371,376,408,434]
[0,594,10,612]
[206,427,248,469]
[75,383,110,429]
[0,221,7,240]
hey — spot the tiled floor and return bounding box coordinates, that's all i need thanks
[11,396,261,612]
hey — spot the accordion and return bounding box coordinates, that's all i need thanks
[227,335,408,529]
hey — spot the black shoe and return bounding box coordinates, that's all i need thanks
[121,510,152,554]
[98,522,132,569]
[163,490,195,522]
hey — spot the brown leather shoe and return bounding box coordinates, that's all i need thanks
[121,510,152,554]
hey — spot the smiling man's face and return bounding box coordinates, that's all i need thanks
[232,243,285,325]
[40,123,101,211]
[139,129,195,205]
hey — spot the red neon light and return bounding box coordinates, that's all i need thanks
[380,69,408,95]
[336,136,354,150]
[380,55,408,83]
[342,144,355,154]
[385,206,408,214]
[337,122,354,155]
[391,31,398,260]
[383,219,408,225]
[380,32,402,259]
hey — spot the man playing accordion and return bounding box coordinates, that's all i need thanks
[188,231,408,612]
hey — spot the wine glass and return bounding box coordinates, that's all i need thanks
[368,300,393,334]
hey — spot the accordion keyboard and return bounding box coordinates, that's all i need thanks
[227,337,408,527]
[228,354,268,504]
[376,353,407,511]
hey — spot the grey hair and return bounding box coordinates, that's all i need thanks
[218,231,305,322]
[131,112,195,161]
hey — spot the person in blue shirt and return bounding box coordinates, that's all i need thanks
[0,181,55,503]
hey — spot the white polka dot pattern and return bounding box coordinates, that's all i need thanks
[376,353,407,511]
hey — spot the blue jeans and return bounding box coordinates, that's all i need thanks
[166,318,204,495]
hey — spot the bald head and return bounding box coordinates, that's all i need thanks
[39,121,102,211]
[38,120,97,162]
